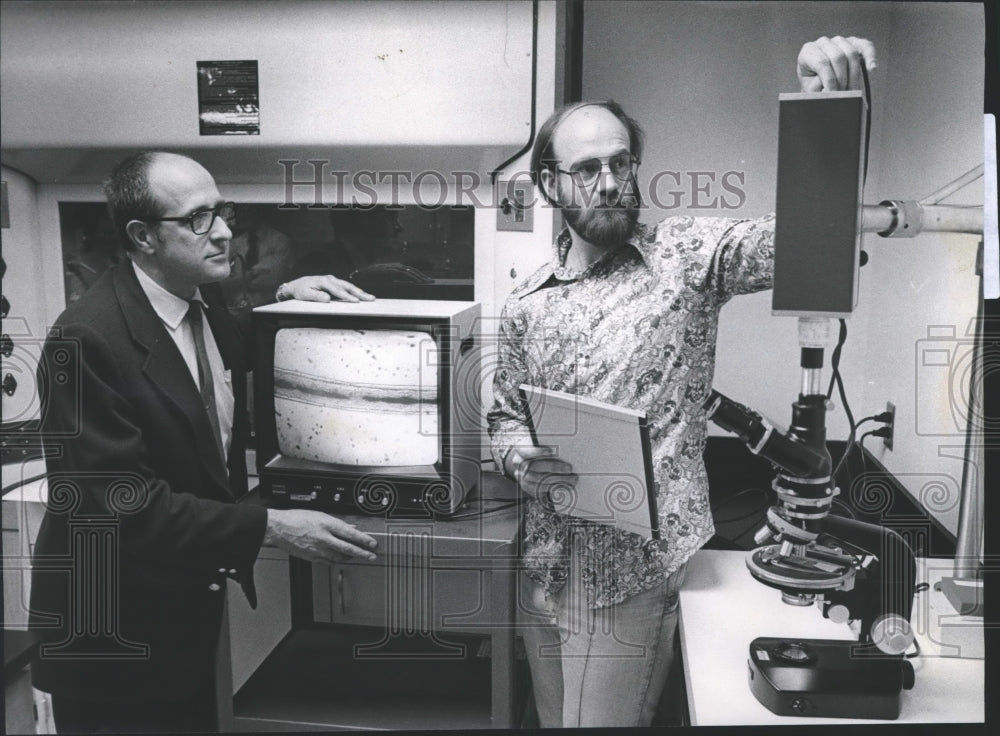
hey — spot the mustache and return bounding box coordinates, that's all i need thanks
[567,197,640,211]
[565,189,641,209]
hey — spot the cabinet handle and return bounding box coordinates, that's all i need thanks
[337,570,345,616]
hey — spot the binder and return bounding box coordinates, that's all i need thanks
[519,384,659,540]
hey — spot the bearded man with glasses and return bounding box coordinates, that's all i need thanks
[29,151,378,733]
[488,36,876,728]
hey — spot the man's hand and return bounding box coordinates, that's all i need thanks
[282,274,375,303]
[263,508,378,563]
[798,36,876,92]
[506,445,578,507]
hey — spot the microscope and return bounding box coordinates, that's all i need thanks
[704,318,916,720]
[696,89,950,720]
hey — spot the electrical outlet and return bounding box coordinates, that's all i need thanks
[883,401,895,450]
[496,179,534,232]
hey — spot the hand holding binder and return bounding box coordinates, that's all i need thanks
[508,444,579,504]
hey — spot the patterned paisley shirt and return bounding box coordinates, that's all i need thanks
[488,214,775,608]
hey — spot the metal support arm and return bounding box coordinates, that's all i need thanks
[862,202,983,237]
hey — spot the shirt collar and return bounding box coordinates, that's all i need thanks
[554,222,654,273]
[132,259,205,330]
[531,221,654,282]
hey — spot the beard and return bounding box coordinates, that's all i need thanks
[562,192,640,250]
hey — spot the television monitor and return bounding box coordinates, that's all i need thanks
[253,299,482,516]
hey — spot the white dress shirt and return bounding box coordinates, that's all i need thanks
[133,261,235,460]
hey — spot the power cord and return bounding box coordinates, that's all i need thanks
[827,319,860,479]
[903,583,932,660]
[833,410,893,480]
[858,428,879,452]
[1,471,48,496]
[830,498,857,520]
[446,459,524,519]
[856,428,880,481]
[448,500,520,520]
[711,487,772,548]
[711,487,771,526]
[835,428,892,519]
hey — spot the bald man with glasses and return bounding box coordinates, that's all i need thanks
[29,151,377,733]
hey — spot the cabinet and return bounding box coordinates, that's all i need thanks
[217,474,526,731]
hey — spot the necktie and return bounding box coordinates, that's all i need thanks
[187,301,226,464]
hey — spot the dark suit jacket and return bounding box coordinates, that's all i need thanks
[29,260,268,703]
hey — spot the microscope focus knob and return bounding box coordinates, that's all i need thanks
[871,614,914,656]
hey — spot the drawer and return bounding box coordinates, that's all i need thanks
[312,561,503,632]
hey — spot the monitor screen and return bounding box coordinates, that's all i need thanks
[255,299,482,515]
[273,327,440,466]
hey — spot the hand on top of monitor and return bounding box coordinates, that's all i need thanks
[276,274,376,303]
[797,36,876,92]
[262,507,378,563]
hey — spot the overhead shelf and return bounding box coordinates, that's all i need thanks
[1,0,534,185]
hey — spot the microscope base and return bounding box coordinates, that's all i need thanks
[748,637,915,720]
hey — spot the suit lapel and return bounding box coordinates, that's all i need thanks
[113,262,233,498]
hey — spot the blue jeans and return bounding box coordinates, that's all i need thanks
[519,558,688,727]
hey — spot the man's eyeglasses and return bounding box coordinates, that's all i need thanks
[556,152,640,187]
[144,202,237,235]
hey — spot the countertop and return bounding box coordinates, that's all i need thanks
[679,548,985,725]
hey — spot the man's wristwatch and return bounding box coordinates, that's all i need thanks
[275,283,291,302]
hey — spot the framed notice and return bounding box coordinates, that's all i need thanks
[197,60,260,135]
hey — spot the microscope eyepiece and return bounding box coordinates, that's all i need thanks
[703,390,767,446]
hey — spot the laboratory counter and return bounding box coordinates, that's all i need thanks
[679,549,985,726]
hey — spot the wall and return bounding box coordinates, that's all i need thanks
[483,1,568,441]
[582,1,984,535]
[0,0,549,297]
[0,0,566,442]
[1,0,533,183]
[857,3,984,537]
[491,3,566,306]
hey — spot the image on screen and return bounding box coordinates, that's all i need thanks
[273,328,439,466]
